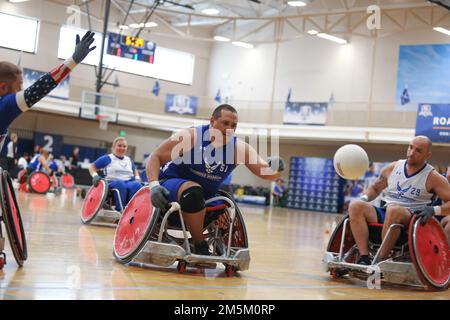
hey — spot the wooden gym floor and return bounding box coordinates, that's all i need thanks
[0,189,449,300]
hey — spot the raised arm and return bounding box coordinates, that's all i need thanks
[360,162,396,202]
[236,139,284,181]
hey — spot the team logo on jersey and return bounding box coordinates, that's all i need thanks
[204,156,221,174]
[396,182,412,197]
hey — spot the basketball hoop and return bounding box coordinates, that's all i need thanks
[96,115,109,131]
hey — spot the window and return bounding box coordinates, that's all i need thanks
[0,12,39,53]
[57,25,195,85]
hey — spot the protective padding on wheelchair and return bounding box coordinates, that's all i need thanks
[216,190,248,248]
[28,172,51,194]
[0,170,27,266]
[81,180,108,224]
[61,173,75,189]
[409,215,450,290]
[114,187,154,263]
[326,215,355,256]
[17,169,27,184]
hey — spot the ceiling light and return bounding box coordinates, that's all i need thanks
[202,8,220,15]
[317,33,348,44]
[433,27,450,36]
[119,25,129,30]
[145,22,158,28]
[287,1,307,7]
[231,41,254,49]
[8,0,30,2]
[307,29,319,35]
[129,23,140,28]
[214,35,230,42]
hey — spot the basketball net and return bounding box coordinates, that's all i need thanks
[96,115,109,131]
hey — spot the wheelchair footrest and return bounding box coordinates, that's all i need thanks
[377,260,425,287]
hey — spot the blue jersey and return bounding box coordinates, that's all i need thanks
[28,154,42,171]
[160,124,237,198]
[48,160,58,172]
[0,93,27,150]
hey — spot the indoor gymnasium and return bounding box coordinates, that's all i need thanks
[0,0,449,302]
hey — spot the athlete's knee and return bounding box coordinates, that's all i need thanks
[385,205,409,223]
[349,200,369,219]
[179,185,205,213]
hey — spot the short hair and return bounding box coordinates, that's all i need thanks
[0,62,21,83]
[212,104,237,119]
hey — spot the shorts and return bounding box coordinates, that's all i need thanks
[373,206,386,224]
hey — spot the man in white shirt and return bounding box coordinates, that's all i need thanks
[6,133,17,171]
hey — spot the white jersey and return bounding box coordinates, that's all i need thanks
[103,154,135,181]
[383,159,435,210]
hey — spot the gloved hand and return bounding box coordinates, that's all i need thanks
[92,174,101,187]
[416,206,435,225]
[150,184,170,210]
[267,156,285,172]
[72,31,96,64]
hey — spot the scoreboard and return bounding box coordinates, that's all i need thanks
[107,32,156,64]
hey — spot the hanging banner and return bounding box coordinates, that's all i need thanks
[415,103,450,143]
[283,102,327,125]
[23,68,70,100]
[395,44,450,112]
[164,94,198,115]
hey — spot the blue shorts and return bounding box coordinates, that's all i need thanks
[374,206,386,224]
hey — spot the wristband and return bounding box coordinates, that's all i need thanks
[92,172,99,178]
[360,194,369,202]
[149,181,160,189]
[434,206,442,215]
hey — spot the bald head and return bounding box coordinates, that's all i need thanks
[412,135,432,151]
[406,135,432,167]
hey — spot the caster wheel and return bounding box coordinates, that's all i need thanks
[225,265,234,277]
[330,269,347,279]
[177,261,186,274]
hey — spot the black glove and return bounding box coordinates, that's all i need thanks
[72,31,96,64]
[267,156,285,172]
[416,207,435,225]
[92,175,101,187]
[150,185,170,210]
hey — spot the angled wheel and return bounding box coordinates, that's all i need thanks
[326,215,356,260]
[17,169,27,184]
[61,173,75,189]
[409,215,450,290]
[28,172,51,194]
[1,170,27,266]
[113,186,158,264]
[80,180,108,224]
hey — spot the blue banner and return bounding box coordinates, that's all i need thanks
[415,103,450,143]
[23,68,70,100]
[34,132,63,156]
[283,102,327,125]
[164,94,198,115]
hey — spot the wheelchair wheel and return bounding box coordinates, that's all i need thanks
[80,180,108,224]
[17,169,27,184]
[61,173,75,189]
[215,190,248,250]
[113,186,158,264]
[28,172,51,194]
[0,171,27,266]
[326,215,355,256]
[409,215,450,290]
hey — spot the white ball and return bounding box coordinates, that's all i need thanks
[333,144,369,179]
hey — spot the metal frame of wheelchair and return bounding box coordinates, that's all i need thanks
[322,214,450,290]
[0,168,28,269]
[80,179,124,228]
[113,187,250,276]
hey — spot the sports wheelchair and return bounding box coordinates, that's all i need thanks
[113,186,250,276]
[0,168,28,269]
[80,179,124,228]
[322,214,450,290]
[17,169,73,194]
